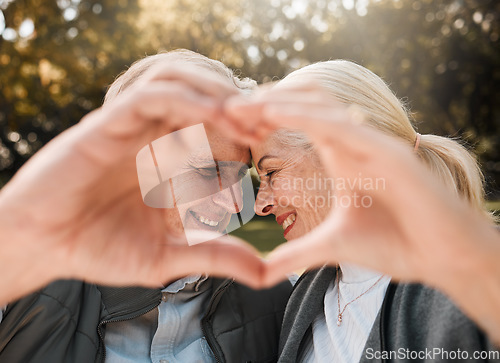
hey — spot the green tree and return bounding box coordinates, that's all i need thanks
[1,0,499,196]
[0,0,146,185]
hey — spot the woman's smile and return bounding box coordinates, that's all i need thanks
[277,210,297,237]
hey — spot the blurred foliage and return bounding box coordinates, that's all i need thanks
[1,0,499,196]
[230,215,286,254]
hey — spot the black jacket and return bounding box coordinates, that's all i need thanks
[0,278,292,363]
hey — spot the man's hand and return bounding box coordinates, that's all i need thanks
[0,65,264,304]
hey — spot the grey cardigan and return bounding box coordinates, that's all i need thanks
[279,266,499,363]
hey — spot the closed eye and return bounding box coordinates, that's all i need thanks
[196,167,218,178]
[258,169,278,181]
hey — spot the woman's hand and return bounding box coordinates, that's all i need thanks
[226,87,500,342]
[0,65,264,304]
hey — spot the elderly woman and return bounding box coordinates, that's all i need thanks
[228,60,499,362]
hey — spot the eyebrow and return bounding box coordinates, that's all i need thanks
[257,155,278,171]
[188,157,252,170]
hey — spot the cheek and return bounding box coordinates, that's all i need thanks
[173,174,218,205]
[221,213,232,228]
[298,189,332,231]
[163,207,185,235]
[273,175,309,209]
[287,185,331,228]
[270,177,298,207]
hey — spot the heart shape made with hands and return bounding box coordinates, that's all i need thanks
[88,75,465,291]
[5,66,471,303]
[179,89,397,288]
[3,75,496,351]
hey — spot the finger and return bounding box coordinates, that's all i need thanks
[252,81,324,100]
[262,212,350,286]
[261,101,418,168]
[263,236,336,287]
[223,96,280,144]
[254,123,277,141]
[9,80,221,197]
[156,238,266,289]
[262,102,362,144]
[260,103,375,185]
[215,115,266,145]
[75,81,220,162]
[254,86,335,105]
[224,96,268,135]
[225,88,337,131]
[80,234,267,290]
[261,102,420,182]
[110,80,218,128]
[137,63,240,102]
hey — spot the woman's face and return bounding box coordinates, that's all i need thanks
[252,136,332,240]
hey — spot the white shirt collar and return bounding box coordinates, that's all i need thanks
[339,262,383,284]
[163,274,208,293]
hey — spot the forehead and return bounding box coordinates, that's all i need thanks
[250,136,290,168]
[205,127,250,164]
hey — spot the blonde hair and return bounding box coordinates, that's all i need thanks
[275,60,493,220]
[104,49,256,104]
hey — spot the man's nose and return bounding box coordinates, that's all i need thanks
[212,182,243,213]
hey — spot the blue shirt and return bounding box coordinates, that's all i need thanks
[104,275,216,363]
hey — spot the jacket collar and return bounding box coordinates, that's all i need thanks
[97,285,162,322]
[97,277,233,322]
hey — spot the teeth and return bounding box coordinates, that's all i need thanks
[282,214,296,230]
[197,215,219,227]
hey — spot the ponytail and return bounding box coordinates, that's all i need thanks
[282,60,496,222]
[415,134,496,222]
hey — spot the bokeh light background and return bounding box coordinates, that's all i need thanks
[1,1,499,244]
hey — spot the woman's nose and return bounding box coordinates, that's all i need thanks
[254,183,274,216]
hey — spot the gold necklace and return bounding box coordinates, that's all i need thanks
[336,265,384,326]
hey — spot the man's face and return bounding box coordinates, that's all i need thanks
[163,127,251,238]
